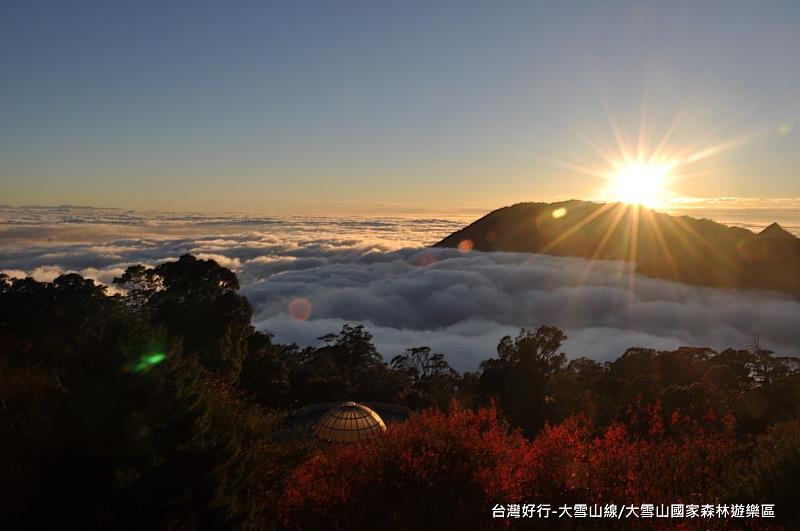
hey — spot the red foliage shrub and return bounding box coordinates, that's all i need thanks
[280,406,528,530]
[279,403,749,530]
[524,402,742,504]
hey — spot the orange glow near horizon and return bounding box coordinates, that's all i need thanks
[532,100,758,312]
[535,101,756,211]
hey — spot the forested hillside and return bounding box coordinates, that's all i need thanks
[2,255,798,529]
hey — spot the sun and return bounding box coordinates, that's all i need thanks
[535,104,749,212]
[607,161,673,209]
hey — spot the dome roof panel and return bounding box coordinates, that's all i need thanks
[313,401,387,443]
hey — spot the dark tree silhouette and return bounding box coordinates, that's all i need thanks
[391,346,459,408]
[3,259,800,528]
[115,254,253,380]
[476,325,567,436]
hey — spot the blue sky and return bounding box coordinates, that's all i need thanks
[1,1,798,213]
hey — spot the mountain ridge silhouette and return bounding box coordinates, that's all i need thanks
[434,200,800,295]
[759,222,795,239]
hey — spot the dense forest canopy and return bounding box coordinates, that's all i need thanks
[1,254,799,529]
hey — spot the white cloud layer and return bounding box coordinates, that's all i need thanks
[1,207,799,371]
[245,248,800,369]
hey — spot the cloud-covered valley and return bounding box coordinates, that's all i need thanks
[2,206,799,371]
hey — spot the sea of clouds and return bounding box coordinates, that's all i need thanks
[2,205,799,371]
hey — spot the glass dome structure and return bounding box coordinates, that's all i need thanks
[313,401,387,443]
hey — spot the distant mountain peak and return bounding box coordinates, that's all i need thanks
[759,222,795,239]
[434,201,800,295]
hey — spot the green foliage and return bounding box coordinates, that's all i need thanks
[3,256,800,527]
[0,259,293,529]
[390,346,459,409]
[290,324,407,405]
[475,325,567,436]
[115,254,253,381]
[739,420,800,526]
[239,331,296,407]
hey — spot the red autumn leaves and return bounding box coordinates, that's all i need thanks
[280,402,746,530]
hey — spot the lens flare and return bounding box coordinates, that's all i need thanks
[289,297,312,320]
[127,352,166,373]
